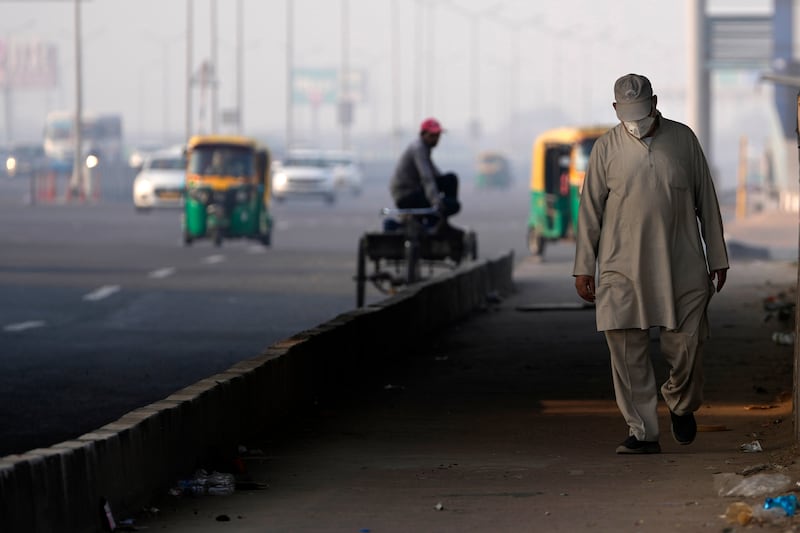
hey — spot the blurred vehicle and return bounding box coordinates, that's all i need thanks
[475,151,512,189]
[0,145,8,178]
[6,143,48,179]
[183,134,273,247]
[324,150,364,196]
[132,147,187,211]
[127,141,165,172]
[527,125,610,258]
[43,111,124,171]
[271,149,337,204]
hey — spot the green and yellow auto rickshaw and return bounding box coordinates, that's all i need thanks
[526,125,610,257]
[182,134,273,247]
[475,150,512,188]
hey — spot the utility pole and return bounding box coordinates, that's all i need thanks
[391,0,401,153]
[286,0,294,151]
[186,0,193,141]
[236,0,243,134]
[794,90,800,443]
[70,0,85,198]
[340,0,350,150]
[210,0,218,133]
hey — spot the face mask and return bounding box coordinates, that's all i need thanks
[623,115,655,139]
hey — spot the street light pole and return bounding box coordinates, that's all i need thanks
[70,0,85,198]
[210,0,218,133]
[236,0,243,134]
[286,0,294,150]
[391,0,401,152]
[186,0,193,141]
[341,0,350,150]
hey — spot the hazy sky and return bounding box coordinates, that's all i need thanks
[1,0,781,187]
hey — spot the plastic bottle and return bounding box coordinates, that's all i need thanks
[764,494,798,516]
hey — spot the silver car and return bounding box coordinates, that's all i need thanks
[271,150,337,204]
[325,150,364,196]
[132,147,186,211]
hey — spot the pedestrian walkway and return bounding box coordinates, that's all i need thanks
[131,220,800,531]
[724,208,799,261]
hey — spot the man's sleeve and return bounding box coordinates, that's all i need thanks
[412,145,441,207]
[691,133,729,271]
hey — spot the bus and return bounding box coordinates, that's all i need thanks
[43,111,124,169]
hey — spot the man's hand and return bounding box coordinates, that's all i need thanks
[575,274,596,303]
[710,268,728,293]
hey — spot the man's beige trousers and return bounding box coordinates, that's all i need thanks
[604,318,707,442]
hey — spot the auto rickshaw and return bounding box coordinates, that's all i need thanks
[475,150,512,188]
[182,134,273,247]
[526,125,611,258]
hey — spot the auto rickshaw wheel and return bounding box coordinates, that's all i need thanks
[356,235,367,307]
[212,227,223,247]
[259,230,272,247]
[527,227,545,257]
[182,230,193,246]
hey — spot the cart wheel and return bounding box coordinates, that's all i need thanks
[527,227,545,257]
[356,235,367,307]
[405,238,419,283]
[213,227,223,247]
[467,231,478,260]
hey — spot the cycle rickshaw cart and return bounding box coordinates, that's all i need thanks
[355,207,478,308]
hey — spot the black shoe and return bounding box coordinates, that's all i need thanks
[670,410,697,445]
[615,435,661,454]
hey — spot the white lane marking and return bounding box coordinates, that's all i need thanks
[4,320,46,332]
[83,285,121,302]
[148,267,176,279]
[202,254,226,264]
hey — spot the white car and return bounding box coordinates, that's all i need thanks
[132,147,186,211]
[324,150,364,196]
[271,150,337,204]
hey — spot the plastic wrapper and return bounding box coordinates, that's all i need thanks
[714,472,794,498]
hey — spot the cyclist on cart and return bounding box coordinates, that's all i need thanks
[389,117,460,233]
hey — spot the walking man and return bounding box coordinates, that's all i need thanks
[573,73,729,454]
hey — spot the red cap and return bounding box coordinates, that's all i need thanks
[420,117,443,134]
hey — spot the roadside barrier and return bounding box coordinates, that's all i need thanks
[0,253,514,533]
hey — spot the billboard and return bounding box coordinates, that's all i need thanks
[292,67,367,106]
[0,38,58,89]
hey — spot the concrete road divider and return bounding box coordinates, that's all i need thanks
[0,252,514,533]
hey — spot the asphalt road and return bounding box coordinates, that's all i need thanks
[0,169,531,456]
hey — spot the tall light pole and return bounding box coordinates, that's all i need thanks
[236,0,243,134]
[70,0,85,198]
[340,0,350,150]
[286,0,294,151]
[210,0,218,133]
[391,0,401,152]
[185,0,193,141]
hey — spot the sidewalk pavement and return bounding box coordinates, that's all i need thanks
[132,213,800,532]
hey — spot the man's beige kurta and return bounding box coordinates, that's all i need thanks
[573,116,729,333]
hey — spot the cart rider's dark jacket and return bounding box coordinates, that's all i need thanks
[390,137,442,211]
